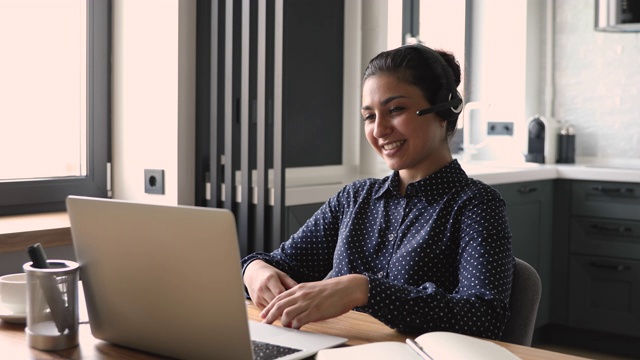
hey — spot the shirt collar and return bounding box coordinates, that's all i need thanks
[374,159,469,199]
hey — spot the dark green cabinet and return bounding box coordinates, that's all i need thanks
[565,180,640,338]
[568,255,640,336]
[285,202,324,240]
[493,180,554,328]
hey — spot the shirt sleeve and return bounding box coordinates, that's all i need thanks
[240,186,349,284]
[357,188,514,340]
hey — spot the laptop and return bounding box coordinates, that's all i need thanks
[66,196,347,360]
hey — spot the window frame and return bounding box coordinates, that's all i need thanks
[0,0,111,216]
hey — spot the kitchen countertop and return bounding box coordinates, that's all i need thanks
[554,163,640,183]
[285,159,640,206]
[463,161,640,185]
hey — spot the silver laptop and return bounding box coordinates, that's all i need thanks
[66,196,347,360]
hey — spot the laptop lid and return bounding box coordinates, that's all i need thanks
[67,196,346,360]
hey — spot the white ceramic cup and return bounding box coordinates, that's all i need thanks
[0,273,27,314]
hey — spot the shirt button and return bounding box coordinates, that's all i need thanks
[388,234,395,240]
[377,272,384,278]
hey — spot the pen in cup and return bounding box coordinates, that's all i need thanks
[27,243,71,334]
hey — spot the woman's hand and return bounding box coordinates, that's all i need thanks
[243,260,299,309]
[260,274,369,329]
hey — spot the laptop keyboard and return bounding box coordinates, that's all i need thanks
[252,340,302,360]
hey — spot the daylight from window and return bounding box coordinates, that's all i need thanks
[419,0,466,102]
[0,0,87,181]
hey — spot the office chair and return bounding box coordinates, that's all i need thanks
[501,257,542,346]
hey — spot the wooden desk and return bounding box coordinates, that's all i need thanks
[0,303,587,359]
[246,304,587,360]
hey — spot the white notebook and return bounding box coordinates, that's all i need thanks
[316,331,520,360]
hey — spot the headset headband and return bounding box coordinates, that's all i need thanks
[405,44,463,119]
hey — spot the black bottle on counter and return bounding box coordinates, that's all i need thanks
[557,125,575,164]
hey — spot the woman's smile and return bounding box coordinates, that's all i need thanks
[381,140,406,151]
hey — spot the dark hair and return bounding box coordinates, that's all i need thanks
[362,44,462,138]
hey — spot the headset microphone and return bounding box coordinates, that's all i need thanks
[416,96,463,117]
[406,44,464,121]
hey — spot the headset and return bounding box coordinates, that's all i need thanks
[407,44,464,122]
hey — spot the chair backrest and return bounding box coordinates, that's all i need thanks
[501,257,542,346]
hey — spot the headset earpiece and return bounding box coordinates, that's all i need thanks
[406,44,463,122]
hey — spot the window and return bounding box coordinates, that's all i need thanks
[398,0,546,162]
[418,0,466,154]
[0,0,110,215]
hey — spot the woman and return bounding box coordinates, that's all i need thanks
[241,44,514,340]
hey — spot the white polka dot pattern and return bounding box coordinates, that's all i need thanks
[241,160,514,340]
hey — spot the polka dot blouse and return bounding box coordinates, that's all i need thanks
[241,159,515,340]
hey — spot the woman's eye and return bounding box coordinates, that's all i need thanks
[389,107,404,114]
[363,114,375,122]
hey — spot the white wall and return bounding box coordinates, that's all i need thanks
[111,0,195,205]
[555,0,640,161]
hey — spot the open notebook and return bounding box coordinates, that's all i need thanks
[67,196,346,360]
[316,331,520,360]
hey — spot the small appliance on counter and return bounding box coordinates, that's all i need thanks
[596,0,640,32]
[525,115,545,164]
[557,124,576,163]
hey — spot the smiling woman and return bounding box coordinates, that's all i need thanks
[241,43,514,341]
[0,0,110,215]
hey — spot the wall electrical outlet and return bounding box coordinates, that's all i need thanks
[487,122,514,136]
[144,169,165,195]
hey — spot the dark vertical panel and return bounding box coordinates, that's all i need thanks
[265,1,275,174]
[265,0,276,251]
[210,0,225,207]
[195,0,211,207]
[282,0,343,168]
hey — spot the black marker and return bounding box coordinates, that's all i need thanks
[27,243,50,269]
[27,243,69,334]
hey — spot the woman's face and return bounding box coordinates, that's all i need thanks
[361,73,452,184]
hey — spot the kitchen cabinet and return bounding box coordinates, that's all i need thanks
[285,202,324,240]
[493,180,554,328]
[565,180,640,337]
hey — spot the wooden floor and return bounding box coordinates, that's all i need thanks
[533,324,640,360]
[535,343,637,360]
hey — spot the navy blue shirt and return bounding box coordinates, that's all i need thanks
[241,160,514,339]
